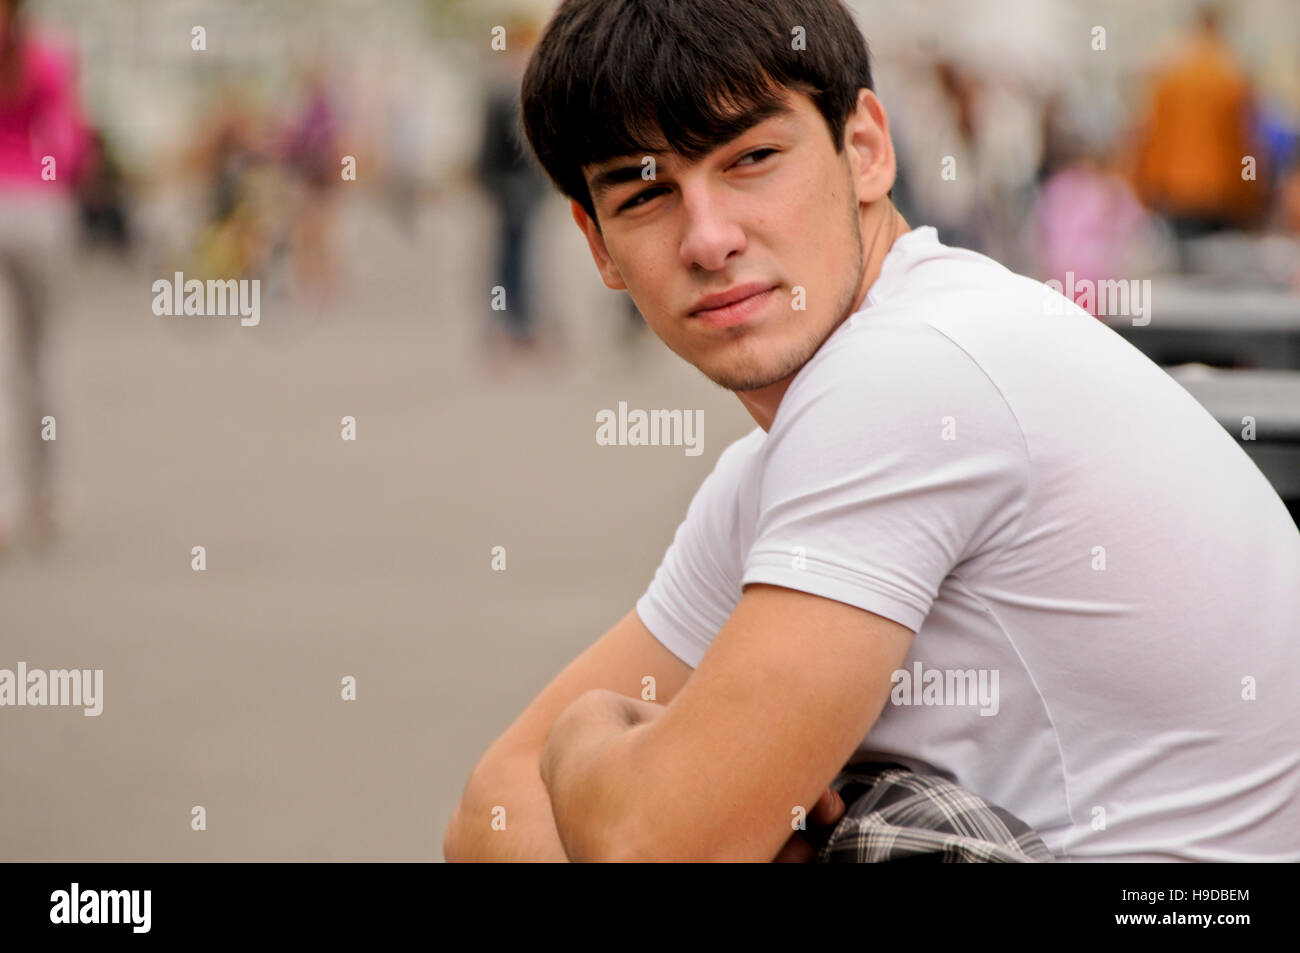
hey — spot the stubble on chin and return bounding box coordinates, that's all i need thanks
[699,319,825,393]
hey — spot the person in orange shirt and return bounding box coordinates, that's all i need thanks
[1130,7,1266,263]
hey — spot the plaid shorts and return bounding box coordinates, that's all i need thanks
[811,763,1057,863]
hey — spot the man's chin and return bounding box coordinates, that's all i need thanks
[713,372,794,393]
[683,321,834,392]
[696,356,805,393]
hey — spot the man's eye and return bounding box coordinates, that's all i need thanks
[614,151,775,212]
[734,148,777,167]
[619,187,668,211]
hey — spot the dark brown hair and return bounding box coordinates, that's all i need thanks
[519,0,874,225]
[1,0,25,102]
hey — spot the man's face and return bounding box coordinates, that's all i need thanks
[578,89,867,392]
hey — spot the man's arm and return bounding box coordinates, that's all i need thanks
[537,583,915,862]
[538,690,662,861]
[443,745,570,862]
[442,608,693,861]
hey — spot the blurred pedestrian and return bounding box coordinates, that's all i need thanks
[1130,6,1266,268]
[1034,106,1171,312]
[0,0,90,556]
[476,15,548,356]
[280,61,342,315]
[188,87,273,283]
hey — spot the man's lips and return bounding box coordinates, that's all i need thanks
[688,283,780,328]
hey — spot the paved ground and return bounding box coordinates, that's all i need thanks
[0,186,755,860]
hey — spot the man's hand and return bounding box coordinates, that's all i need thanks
[539,690,669,860]
[604,693,847,863]
[772,785,845,862]
[543,688,854,862]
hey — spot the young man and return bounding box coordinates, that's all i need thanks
[444,0,1300,862]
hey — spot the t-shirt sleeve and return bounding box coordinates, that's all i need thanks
[634,433,756,669]
[741,324,1029,633]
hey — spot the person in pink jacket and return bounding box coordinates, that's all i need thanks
[0,0,91,555]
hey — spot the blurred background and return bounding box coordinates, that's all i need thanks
[0,0,1296,860]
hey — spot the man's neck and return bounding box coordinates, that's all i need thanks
[736,201,912,432]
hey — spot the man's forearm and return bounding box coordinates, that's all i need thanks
[443,751,571,862]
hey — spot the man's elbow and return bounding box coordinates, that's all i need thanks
[442,801,470,862]
[442,764,493,862]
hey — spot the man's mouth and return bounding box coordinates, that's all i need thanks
[688,283,780,329]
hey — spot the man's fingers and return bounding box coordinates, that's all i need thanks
[810,787,845,826]
[770,788,845,861]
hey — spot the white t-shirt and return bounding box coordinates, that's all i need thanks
[635,225,1300,862]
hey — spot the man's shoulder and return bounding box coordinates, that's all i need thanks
[787,313,1005,411]
[770,297,1033,462]
[681,427,765,503]
[711,426,766,479]
[794,240,1086,394]
[881,245,1053,320]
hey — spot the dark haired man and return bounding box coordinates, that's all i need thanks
[444,0,1300,862]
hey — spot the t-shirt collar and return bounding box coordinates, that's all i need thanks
[858,225,940,314]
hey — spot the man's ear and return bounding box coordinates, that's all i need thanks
[843,88,896,206]
[570,199,628,291]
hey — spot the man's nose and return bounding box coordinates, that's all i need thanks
[678,186,746,272]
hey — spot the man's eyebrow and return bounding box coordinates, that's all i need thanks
[589,161,658,204]
[587,99,798,205]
